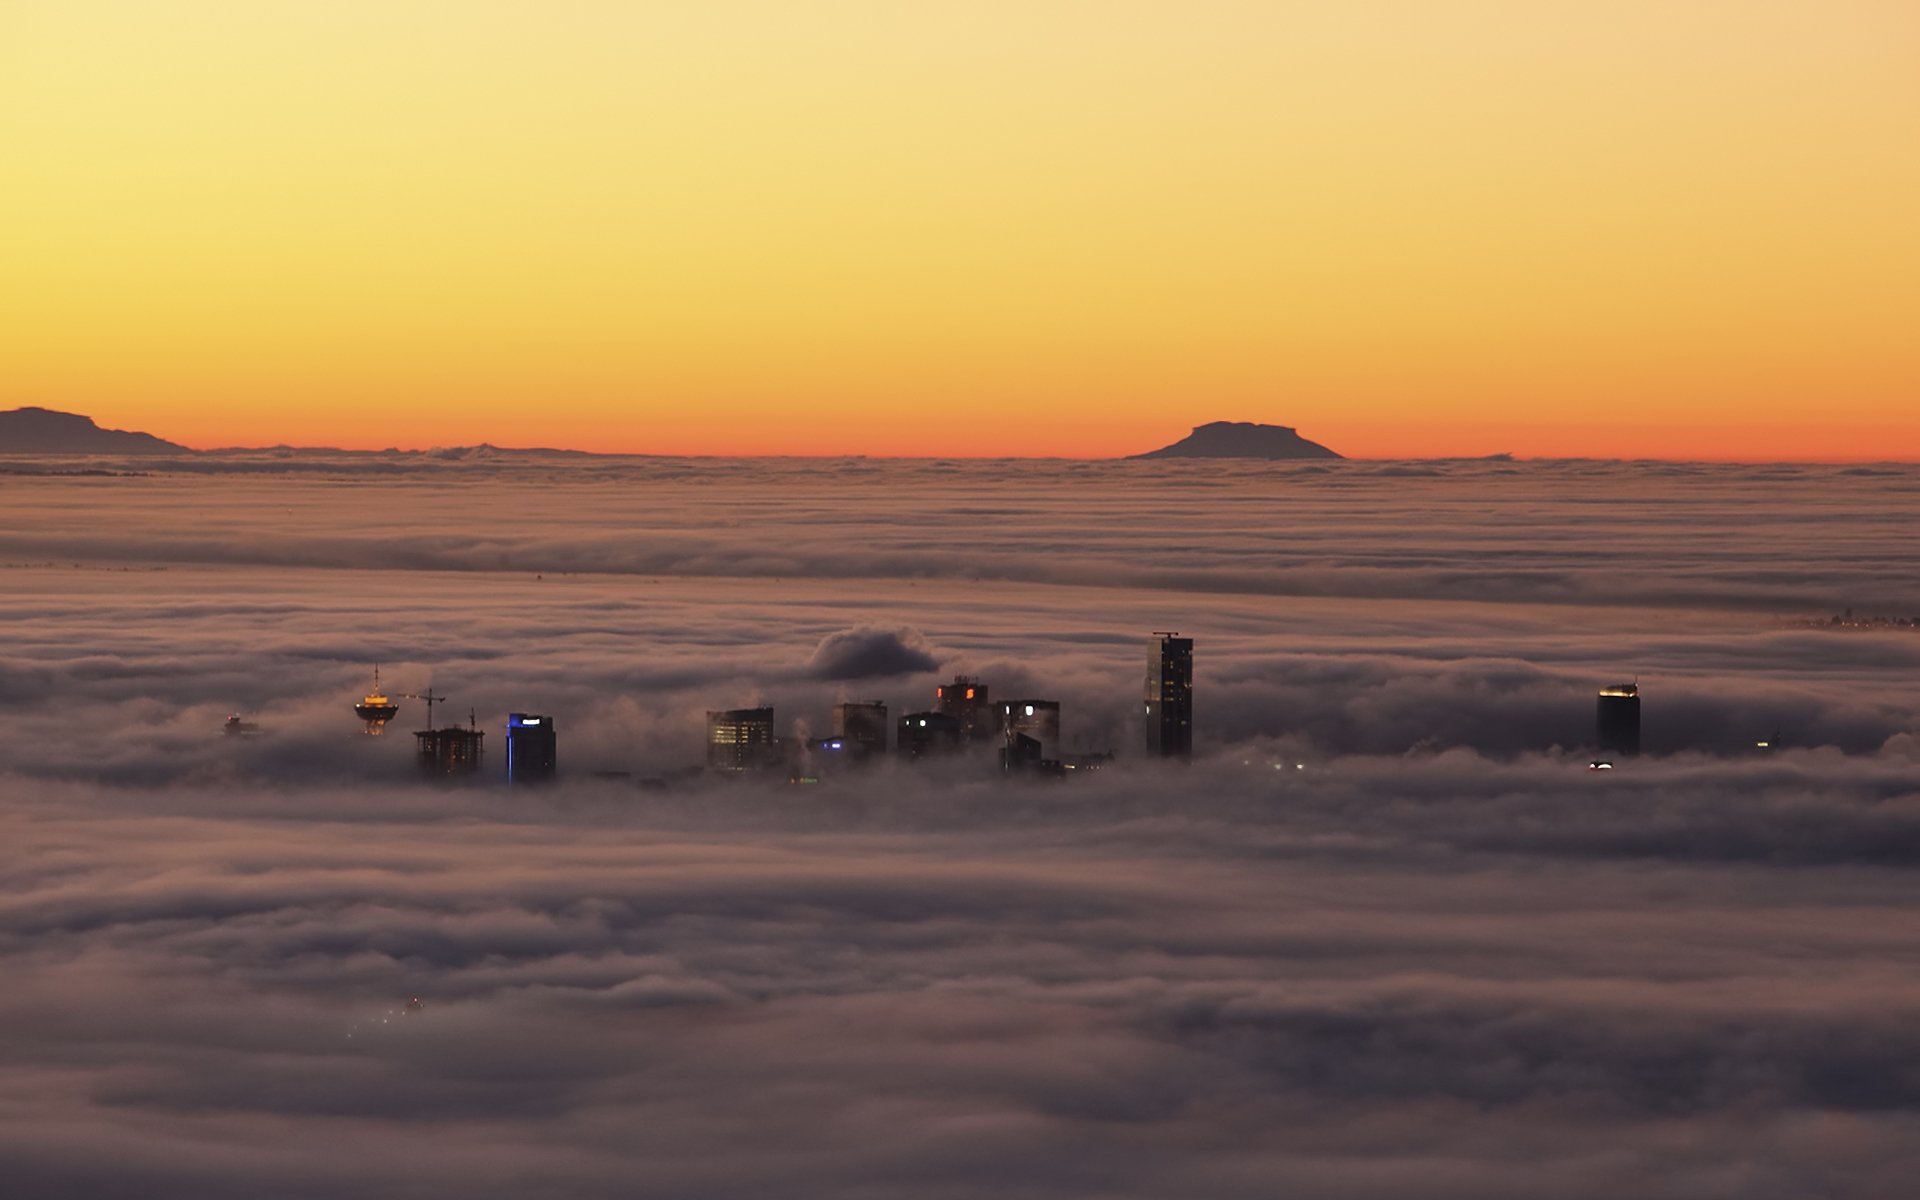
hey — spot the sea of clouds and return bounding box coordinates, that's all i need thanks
[2,454,1917,1197]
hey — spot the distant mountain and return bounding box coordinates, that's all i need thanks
[1132,421,1342,460]
[0,408,189,455]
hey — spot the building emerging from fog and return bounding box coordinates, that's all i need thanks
[707,707,776,772]
[935,676,995,741]
[506,713,557,784]
[896,710,962,758]
[1596,683,1641,756]
[1145,633,1193,758]
[354,665,400,736]
[416,720,485,779]
[996,699,1061,760]
[833,700,889,759]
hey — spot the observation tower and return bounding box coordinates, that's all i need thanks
[354,666,401,735]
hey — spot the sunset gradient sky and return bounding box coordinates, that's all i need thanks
[3,1,1916,458]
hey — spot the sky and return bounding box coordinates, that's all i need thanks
[2,1,1918,458]
[3,458,1920,1195]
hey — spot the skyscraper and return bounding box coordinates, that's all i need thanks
[506,713,557,784]
[896,710,962,758]
[415,722,485,779]
[708,707,775,772]
[995,699,1061,760]
[1596,683,1641,756]
[1145,633,1193,758]
[934,676,994,741]
[833,700,889,758]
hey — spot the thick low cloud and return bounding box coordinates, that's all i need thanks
[1,455,1918,1196]
[805,625,942,680]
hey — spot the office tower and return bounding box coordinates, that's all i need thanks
[708,706,775,772]
[896,710,962,758]
[935,675,994,741]
[995,699,1061,759]
[833,700,889,758]
[1001,732,1046,772]
[506,713,557,784]
[1596,683,1641,756]
[415,724,485,778]
[1145,632,1193,757]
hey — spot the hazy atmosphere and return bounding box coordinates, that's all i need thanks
[4,455,1918,1196]
[7,2,1919,1191]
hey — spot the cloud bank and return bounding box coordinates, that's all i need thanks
[1,455,1917,1196]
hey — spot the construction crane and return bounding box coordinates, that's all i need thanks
[395,687,448,731]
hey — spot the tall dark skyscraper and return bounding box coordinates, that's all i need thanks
[506,713,557,784]
[708,706,775,772]
[833,700,889,758]
[1596,683,1641,756]
[1145,633,1193,758]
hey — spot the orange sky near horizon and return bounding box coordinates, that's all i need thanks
[2,1,1917,460]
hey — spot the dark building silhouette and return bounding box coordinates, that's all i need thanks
[935,676,994,741]
[1596,684,1641,756]
[708,707,775,772]
[1001,731,1048,773]
[1145,633,1193,758]
[506,713,557,784]
[996,699,1061,759]
[416,721,485,779]
[896,710,962,758]
[833,700,889,758]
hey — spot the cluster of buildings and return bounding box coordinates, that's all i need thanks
[354,634,1659,784]
[355,633,1193,785]
[708,632,1192,780]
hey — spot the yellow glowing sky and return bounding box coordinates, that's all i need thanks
[2,1,1916,458]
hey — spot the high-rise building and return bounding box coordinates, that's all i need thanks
[416,724,485,778]
[935,676,994,741]
[1145,633,1193,758]
[506,713,557,784]
[995,699,1061,760]
[833,700,889,758]
[1596,684,1640,756]
[708,707,775,772]
[896,710,962,758]
[1001,731,1047,772]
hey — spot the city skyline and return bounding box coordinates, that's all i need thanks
[5,6,1918,1195]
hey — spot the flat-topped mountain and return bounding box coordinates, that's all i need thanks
[0,407,188,455]
[1132,421,1342,460]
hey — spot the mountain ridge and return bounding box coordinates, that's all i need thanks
[1132,421,1342,460]
[0,407,190,455]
